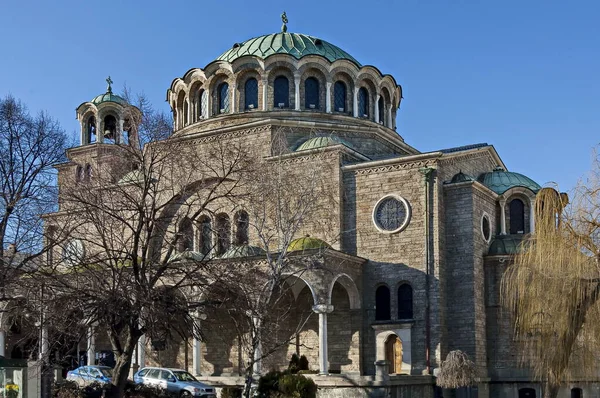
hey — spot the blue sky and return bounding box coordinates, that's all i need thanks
[1,0,598,192]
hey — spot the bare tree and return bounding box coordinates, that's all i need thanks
[0,94,67,306]
[502,149,600,398]
[25,95,253,397]
[202,131,340,397]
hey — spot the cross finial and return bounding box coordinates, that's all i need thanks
[281,11,288,33]
[106,76,113,93]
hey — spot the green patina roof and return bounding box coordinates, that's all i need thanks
[168,251,207,263]
[91,92,127,106]
[477,168,541,195]
[219,245,266,259]
[287,236,331,252]
[296,136,353,152]
[216,33,360,66]
[488,234,527,256]
[449,171,475,184]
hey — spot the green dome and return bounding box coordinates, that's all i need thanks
[287,236,331,252]
[296,136,352,152]
[216,33,360,66]
[449,171,475,184]
[219,245,266,259]
[477,168,541,195]
[91,92,127,105]
[488,234,527,256]
[168,250,207,263]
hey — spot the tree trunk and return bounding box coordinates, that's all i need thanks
[543,381,559,398]
[110,349,134,398]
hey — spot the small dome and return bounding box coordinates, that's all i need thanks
[488,234,527,256]
[287,236,331,252]
[91,92,127,105]
[216,33,360,66]
[477,168,541,195]
[168,251,206,263]
[296,136,352,152]
[219,245,266,259]
[449,171,475,184]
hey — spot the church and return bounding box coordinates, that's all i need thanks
[1,15,592,398]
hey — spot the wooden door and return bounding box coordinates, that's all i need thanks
[385,335,403,374]
[394,337,403,374]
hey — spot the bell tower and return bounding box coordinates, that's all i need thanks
[75,77,140,147]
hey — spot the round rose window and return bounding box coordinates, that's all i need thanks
[372,195,411,234]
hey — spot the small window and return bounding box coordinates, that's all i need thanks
[398,284,413,319]
[571,388,583,398]
[215,213,231,255]
[178,217,194,252]
[378,97,385,125]
[245,78,258,110]
[375,285,391,321]
[358,87,369,118]
[509,198,525,234]
[481,213,491,242]
[334,81,346,112]
[274,76,289,108]
[76,165,84,182]
[304,77,319,109]
[518,388,536,398]
[137,369,148,377]
[218,82,230,113]
[235,211,249,245]
[199,90,208,119]
[198,216,212,255]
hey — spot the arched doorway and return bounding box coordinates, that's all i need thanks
[384,334,402,374]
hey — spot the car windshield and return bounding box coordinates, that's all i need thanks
[98,368,113,377]
[172,371,197,382]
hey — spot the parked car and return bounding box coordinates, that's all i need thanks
[133,367,215,397]
[66,365,113,387]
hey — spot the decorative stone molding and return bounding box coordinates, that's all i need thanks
[312,304,334,314]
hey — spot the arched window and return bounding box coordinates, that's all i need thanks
[334,81,346,112]
[274,76,289,108]
[215,213,231,255]
[103,115,118,142]
[198,90,208,119]
[509,198,525,234]
[75,166,84,182]
[398,284,413,319]
[178,217,194,252]
[518,388,536,398]
[375,285,391,320]
[358,87,369,118]
[86,116,96,144]
[571,388,583,398]
[218,82,230,114]
[85,164,92,181]
[378,97,385,125]
[245,78,258,110]
[198,216,212,256]
[304,77,319,109]
[183,100,189,126]
[234,211,249,245]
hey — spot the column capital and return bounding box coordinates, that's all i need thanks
[312,304,334,314]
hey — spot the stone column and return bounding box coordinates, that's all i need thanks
[252,316,262,376]
[87,326,95,366]
[187,98,192,124]
[262,78,268,110]
[138,336,146,368]
[40,327,49,361]
[387,104,393,128]
[374,94,381,124]
[499,199,507,235]
[0,329,5,357]
[294,74,301,111]
[97,119,104,143]
[326,82,332,113]
[313,304,333,375]
[231,84,236,113]
[119,119,125,144]
[192,312,205,376]
[353,88,359,117]
[530,198,535,233]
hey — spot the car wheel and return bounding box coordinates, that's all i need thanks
[180,391,192,397]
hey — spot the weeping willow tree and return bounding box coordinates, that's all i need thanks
[502,152,600,398]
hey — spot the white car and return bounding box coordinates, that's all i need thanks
[133,367,216,397]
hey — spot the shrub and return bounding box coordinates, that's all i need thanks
[221,387,243,398]
[124,383,170,398]
[257,370,283,397]
[52,381,85,398]
[277,373,317,398]
[288,354,300,374]
[298,356,309,372]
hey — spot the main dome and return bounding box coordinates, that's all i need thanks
[216,32,361,66]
